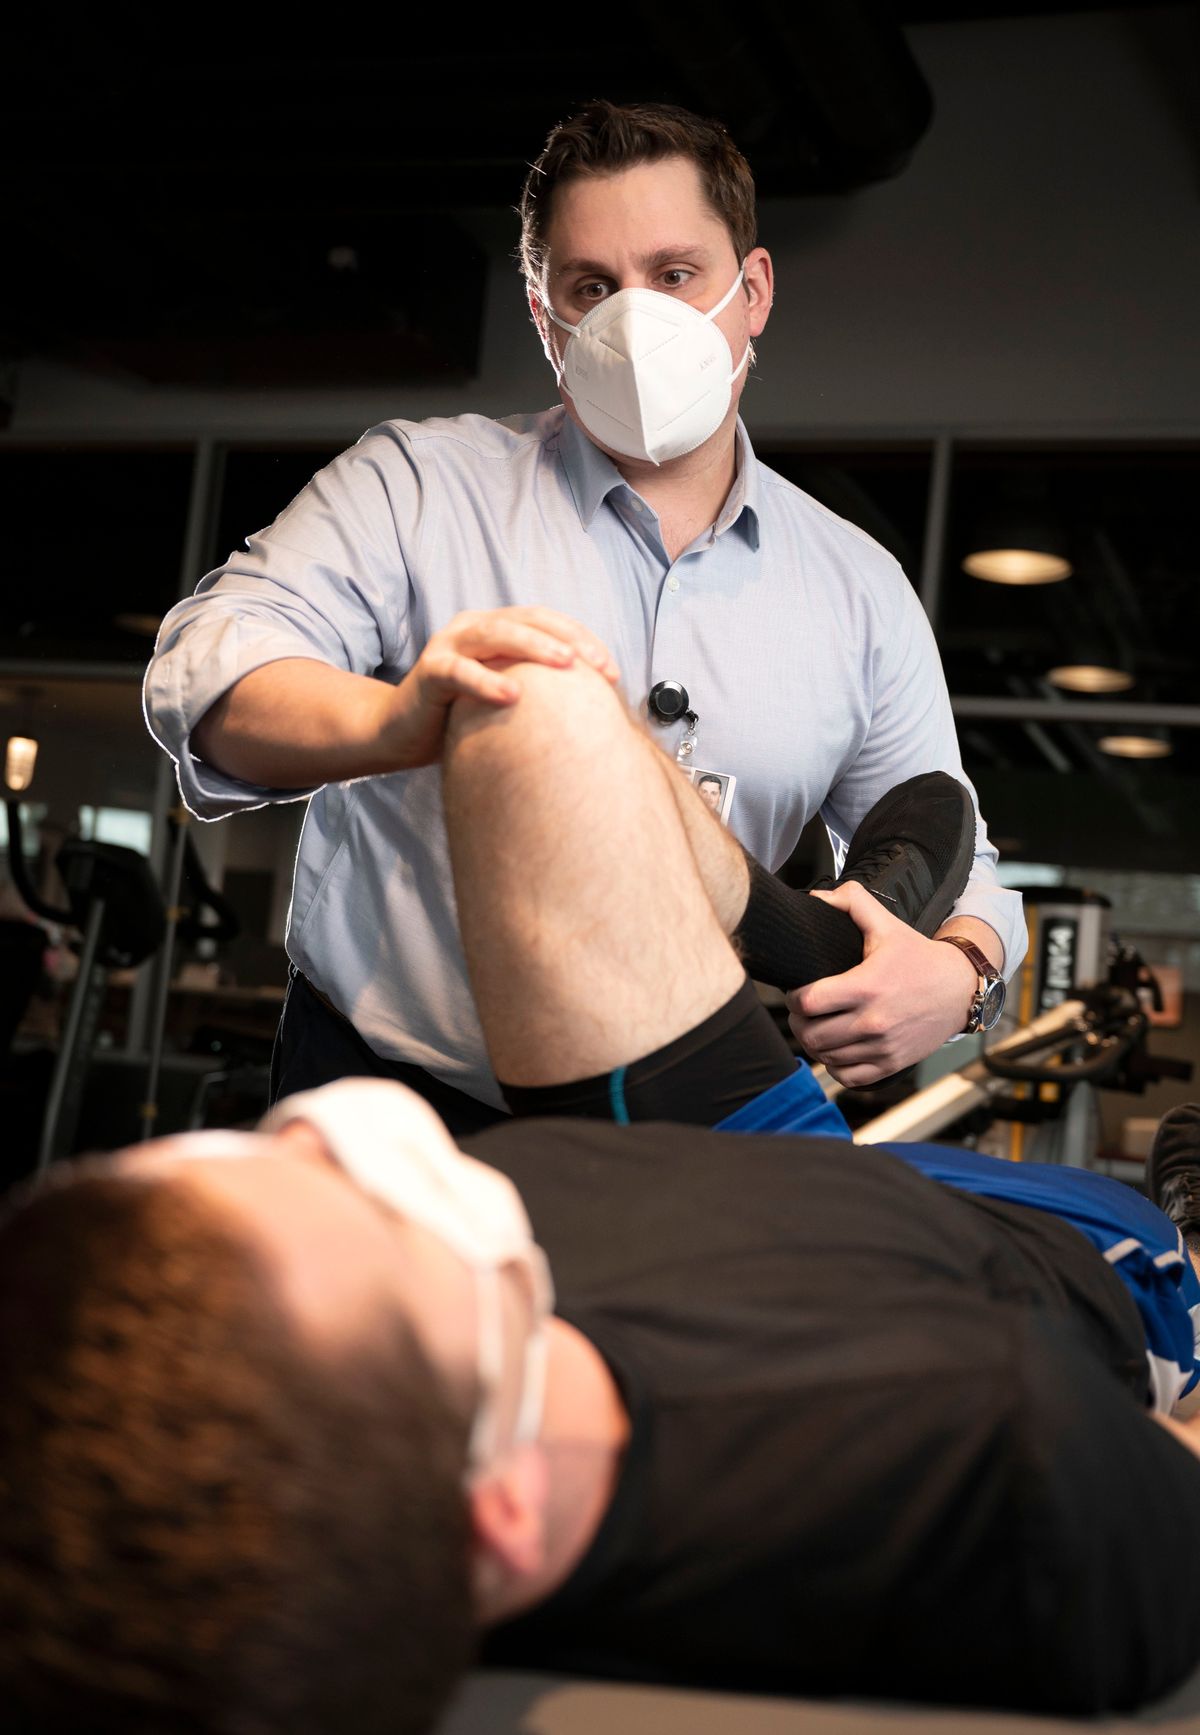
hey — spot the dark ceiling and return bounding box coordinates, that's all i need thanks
[5,1,1157,392]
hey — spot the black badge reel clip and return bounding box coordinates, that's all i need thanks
[648,681,699,761]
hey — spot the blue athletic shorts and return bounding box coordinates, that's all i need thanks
[718,1063,1200,1413]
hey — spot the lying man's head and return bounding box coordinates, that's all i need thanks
[0,1082,554,1735]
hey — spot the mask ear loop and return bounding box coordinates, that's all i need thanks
[702,267,753,386]
[464,1267,549,1475]
[531,287,574,385]
[512,1327,548,1449]
[702,266,746,325]
[465,1264,505,1476]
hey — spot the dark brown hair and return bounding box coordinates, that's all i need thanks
[518,98,757,285]
[0,1171,474,1735]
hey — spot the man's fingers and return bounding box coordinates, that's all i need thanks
[791,1016,904,1082]
[811,881,900,937]
[423,652,520,706]
[790,1009,883,1051]
[823,1058,894,1089]
[513,607,621,679]
[454,610,620,682]
[456,621,575,668]
[787,965,870,1021]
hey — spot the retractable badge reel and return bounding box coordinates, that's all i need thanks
[648,680,698,762]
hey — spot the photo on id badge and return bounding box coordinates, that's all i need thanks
[687,768,736,824]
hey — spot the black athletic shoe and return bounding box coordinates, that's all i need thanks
[811,772,976,936]
[1147,1103,1200,1239]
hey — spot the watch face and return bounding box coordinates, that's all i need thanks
[979,976,1006,1032]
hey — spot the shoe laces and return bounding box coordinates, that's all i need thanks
[839,843,901,909]
[843,841,904,884]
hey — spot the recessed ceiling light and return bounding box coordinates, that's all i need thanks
[963,548,1073,584]
[1047,664,1135,694]
[1097,734,1172,759]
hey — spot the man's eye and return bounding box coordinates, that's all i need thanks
[578,282,609,301]
[660,270,693,289]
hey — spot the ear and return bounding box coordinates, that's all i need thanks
[743,246,774,339]
[469,1440,549,1608]
[527,283,551,343]
[527,284,554,345]
[527,283,565,377]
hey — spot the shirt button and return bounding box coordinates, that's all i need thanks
[630,498,646,513]
[667,576,680,592]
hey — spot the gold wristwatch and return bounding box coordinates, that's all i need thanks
[934,936,1006,1034]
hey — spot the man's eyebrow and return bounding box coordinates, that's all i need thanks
[553,244,713,280]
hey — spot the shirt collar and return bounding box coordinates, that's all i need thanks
[719,419,762,551]
[554,412,627,528]
[554,411,762,552]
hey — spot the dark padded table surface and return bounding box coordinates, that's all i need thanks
[439,1668,1200,1734]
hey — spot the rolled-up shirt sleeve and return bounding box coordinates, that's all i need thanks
[144,428,422,819]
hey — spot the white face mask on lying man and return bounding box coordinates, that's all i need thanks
[256,1079,555,1478]
[543,265,751,466]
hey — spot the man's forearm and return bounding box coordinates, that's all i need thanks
[191,659,402,788]
[186,610,625,791]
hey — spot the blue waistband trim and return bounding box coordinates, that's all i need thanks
[609,1065,630,1124]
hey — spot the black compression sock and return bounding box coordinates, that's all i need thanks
[733,853,864,990]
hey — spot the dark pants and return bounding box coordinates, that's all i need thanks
[269,968,510,1138]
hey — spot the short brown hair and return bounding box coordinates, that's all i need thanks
[0,1171,474,1735]
[518,98,757,285]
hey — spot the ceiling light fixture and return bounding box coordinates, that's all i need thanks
[963,547,1072,585]
[1047,663,1135,694]
[1097,732,1172,760]
[962,483,1073,585]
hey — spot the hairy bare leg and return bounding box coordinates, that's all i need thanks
[653,749,751,935]
[443,660,746,1087]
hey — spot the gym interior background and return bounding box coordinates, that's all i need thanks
[1,1,1197,1178]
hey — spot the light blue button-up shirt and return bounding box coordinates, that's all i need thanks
[146,407,1026,1107]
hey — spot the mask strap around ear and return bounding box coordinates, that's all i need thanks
[466,1264,505,1474]
[544,301,578,336]
[534,294,572,384]
[512,1328,548,1449]
[704,266,747,324]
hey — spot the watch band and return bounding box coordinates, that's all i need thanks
[934,935,995,980]
[934,935,1002,1034]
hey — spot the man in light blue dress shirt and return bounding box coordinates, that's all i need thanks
[144,99,1025,1128]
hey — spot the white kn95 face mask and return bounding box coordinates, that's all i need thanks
[260,1078,555,1478]
[543,266,751,466]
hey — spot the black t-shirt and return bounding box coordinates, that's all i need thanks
[465,1120,1200,1714]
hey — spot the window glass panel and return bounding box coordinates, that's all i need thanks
[961,716,1195,875]
[0,449,194,663]
[943,447,1200,879]
[940,446,1200,707]
[212,447,342,569]
[756,445,931,585]
[995,862,1066,890]
[0,802,47,856]
[78,805,153,855]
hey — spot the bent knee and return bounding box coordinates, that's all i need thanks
[446,656,627,758]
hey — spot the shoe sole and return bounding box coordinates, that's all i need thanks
[912,779,977,938]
